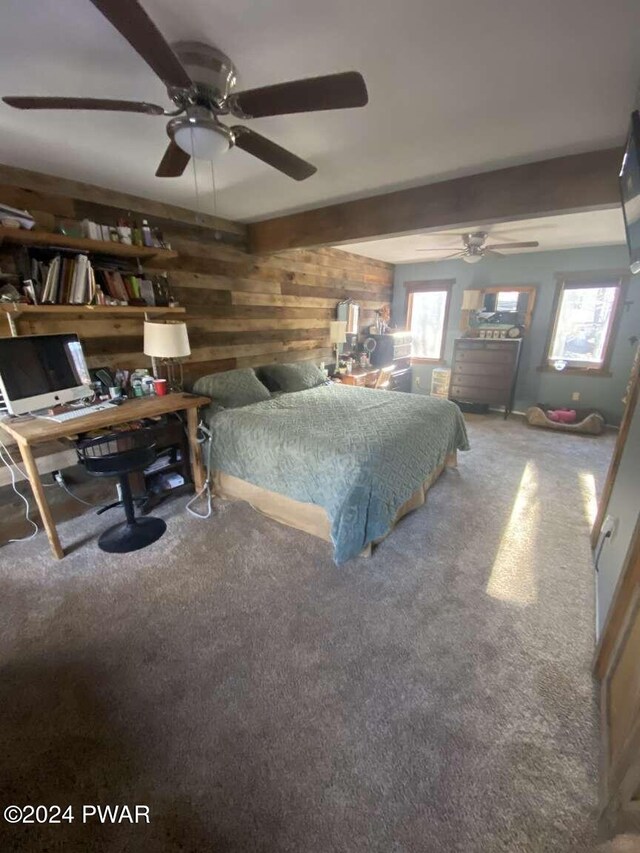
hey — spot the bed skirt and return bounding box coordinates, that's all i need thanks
[212,451,457,558]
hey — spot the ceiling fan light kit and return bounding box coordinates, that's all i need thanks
[2,1,368,183]
[169,108,232,160]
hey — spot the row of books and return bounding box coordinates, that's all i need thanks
[40,254,96,304]
[23,253,175,306]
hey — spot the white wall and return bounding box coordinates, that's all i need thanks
[596,394,640,637]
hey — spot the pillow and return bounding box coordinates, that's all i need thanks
[259,361,327,393]
[192,368,271,413]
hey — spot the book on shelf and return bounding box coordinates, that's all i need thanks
[36,253,95,305]
[21,251,176,308]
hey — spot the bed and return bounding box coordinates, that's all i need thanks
[197,377,469,564]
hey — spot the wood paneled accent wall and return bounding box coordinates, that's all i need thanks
[0,166,392,381]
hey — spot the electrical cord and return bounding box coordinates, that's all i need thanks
[0,438,38,542]
[54,473,105,508]
[594,529,612,572]
[186,421,213,520]
[0,437,108,547]
[0,438,56,486]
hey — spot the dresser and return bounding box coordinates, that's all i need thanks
[449,338,522,418]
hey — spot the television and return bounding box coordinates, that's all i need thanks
[619,110,640,274]
[0,333,92,416]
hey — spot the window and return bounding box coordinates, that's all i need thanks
[405,280,453,362]
[546,277,625,373]
[495,290,520,313]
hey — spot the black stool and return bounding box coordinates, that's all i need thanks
[77,428,166,553]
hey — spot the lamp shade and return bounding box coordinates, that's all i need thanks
[461,289,484,310]
[173,124,230,160]
[329,320,347,344]
[143,321,191,358]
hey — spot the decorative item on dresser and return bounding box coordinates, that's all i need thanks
[449,338,522,419]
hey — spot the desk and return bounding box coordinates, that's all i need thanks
[336,367,381,387]
[332,363,412,392]
[0,392,210,559]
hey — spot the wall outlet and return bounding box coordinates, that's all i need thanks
[415,375,421,388]
[602,515,617,539]
[571,391,580,401]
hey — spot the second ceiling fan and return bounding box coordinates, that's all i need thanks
[416,231,539,263]
[3,0,369,181]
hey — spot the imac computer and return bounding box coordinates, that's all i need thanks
[0,333,92,416]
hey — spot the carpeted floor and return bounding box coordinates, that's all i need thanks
[0,415,615,852]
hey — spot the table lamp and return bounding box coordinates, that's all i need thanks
[329,320,347,372]
[143,321,191,391]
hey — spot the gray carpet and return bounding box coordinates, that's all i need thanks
[0,415,615,852]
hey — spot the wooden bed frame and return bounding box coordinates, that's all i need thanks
[213,451,458,558]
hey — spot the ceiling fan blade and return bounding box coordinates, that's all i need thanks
[155,140,190,177]
[415,246,464,252]
[229,71,368,119]
[88,0,192,89]
[416,251,464,260]
[484,249,504,257]
[3,96,165,115]
[231,127,316,181]
[486,241,539,250]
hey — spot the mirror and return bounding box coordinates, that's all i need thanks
[336,300,360,354]
[462,286,536,334]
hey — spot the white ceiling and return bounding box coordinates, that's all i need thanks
[0,0,639,224]
[339,210,627,264]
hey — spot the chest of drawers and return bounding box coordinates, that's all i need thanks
[449,338,522,418]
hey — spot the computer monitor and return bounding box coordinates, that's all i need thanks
[0,333,92,416]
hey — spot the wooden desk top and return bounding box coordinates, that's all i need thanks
[349,367,378,376]
[0,392,210,446]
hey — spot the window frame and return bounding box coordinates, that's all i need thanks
[404,279,454,364]
[541,272,628,377]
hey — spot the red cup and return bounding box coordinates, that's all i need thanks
[154,378,168,396]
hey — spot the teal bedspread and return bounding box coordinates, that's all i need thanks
[207,384,469,563]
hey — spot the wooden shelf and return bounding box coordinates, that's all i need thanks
[0,303,185,317]
[0,226,178,260]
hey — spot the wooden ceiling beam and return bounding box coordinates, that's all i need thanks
[249,147,624,254]
[0,163,246,241]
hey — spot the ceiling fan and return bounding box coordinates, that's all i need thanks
[416,231,539,263]
[2,0,369,181]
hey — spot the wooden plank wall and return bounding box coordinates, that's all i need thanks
[0,166,393,384]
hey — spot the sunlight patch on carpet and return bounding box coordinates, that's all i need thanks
[486,461,539,607]
[578,471,598,526]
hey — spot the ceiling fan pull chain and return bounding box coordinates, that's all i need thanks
[190,126,203,222]
[210,159,218,221]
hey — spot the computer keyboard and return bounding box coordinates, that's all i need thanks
[39,401,117,423]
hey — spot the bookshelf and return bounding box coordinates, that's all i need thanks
[0,304,185,317]
[0,226,178,261]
